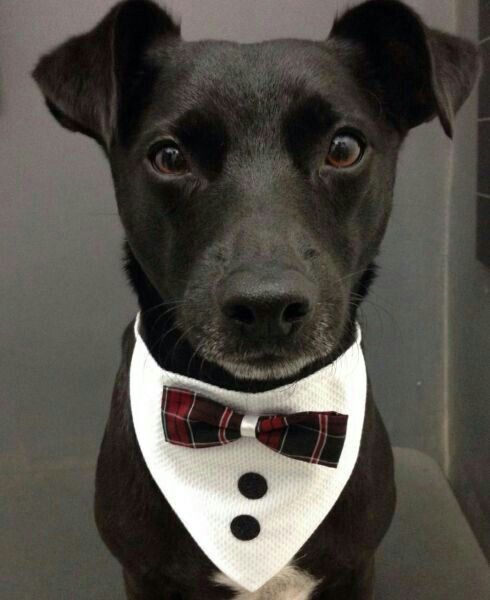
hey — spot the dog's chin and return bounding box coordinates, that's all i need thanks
[210,353,320,382]
[190,328,340,383]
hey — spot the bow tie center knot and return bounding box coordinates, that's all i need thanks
[240,414,260,437]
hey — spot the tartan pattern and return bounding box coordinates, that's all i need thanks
[161,386,348,468]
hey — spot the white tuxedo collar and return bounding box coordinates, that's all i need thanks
[130,312,367,591]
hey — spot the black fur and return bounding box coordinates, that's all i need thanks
[33,0,480,597]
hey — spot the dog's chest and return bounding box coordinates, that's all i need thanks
[213,565,321,599]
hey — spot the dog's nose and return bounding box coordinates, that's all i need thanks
[220,269,316,338]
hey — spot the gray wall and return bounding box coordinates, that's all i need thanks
[0,0,485,547]
[447,0,490,558]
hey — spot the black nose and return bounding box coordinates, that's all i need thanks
[220,268,316,339]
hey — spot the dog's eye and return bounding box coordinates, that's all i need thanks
[149,142,189,176]
[326,132,364,168]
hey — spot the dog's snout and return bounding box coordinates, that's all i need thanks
[220,268,316,339]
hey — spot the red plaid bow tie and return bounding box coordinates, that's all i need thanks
[161,386,349,468]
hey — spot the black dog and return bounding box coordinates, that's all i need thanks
[33,1,479,597]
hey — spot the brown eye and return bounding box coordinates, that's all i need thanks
[150,142,189,176]
[326,132,364,168]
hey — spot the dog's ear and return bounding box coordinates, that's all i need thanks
[32,0,180,148]
[330,0,481,138]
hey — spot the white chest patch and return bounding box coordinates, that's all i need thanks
[130,312,367,592]
[213,565,321,599]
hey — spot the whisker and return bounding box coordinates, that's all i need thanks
[186,337,206,378]
[168,323,197,368]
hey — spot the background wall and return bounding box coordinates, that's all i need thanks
[447,0,490,558]
[0,0,486,553]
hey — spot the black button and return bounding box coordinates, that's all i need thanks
[238,472,268,500]
[230,515,260,541]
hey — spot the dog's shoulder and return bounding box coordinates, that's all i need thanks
[119,318,136,370]
[105,319,136,421]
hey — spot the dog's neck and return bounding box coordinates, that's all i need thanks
[123,243,374,393]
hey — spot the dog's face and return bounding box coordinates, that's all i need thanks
[113,39,400,380]
[34,0,479,384]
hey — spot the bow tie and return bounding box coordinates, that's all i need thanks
[161,386,349,468]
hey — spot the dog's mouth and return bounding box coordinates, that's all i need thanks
[213,352,319,381]
[191,332,336,382]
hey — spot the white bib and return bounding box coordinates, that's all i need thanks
[130,313,367,592]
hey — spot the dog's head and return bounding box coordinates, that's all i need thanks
[33,0,480,387]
